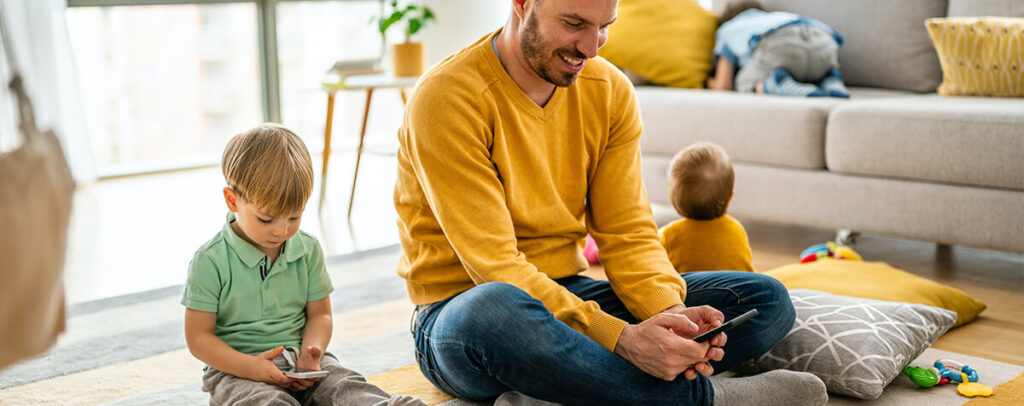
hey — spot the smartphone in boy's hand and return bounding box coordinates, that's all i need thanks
[280,367,330,379]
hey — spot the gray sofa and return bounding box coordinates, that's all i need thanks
[638,0,1024,253]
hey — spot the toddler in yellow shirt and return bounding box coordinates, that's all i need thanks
[660,142,755,272]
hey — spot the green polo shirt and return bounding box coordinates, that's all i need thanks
[181,213,333,354]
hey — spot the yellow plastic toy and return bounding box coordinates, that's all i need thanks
[957,372,993,397]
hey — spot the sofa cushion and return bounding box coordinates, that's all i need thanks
[948,0,1024,17]
[929,17,1024,97]
[759,0,948,93]
[925,17,1024,97]
[826,95,1024,191]
[598,0,718,88]
[635,87,912,170]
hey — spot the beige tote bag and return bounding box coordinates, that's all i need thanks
[0,75,74,369]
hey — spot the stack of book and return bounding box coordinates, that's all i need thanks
[322,59,382,90]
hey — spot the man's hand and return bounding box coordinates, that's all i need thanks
[289,345,324,392]
[663,305,726,339]
[662,305,727,379]
[613,313,714,381]
[247,346,292,388]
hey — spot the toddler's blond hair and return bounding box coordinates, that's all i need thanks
[222,123,314,217]
[668,142,734,220]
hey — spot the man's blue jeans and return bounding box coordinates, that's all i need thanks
[411,271,795,406]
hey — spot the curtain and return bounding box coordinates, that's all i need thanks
[0,0,94,182]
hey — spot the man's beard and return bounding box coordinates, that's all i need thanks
[520,14,585,87]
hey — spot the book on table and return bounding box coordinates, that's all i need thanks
[323,59,381,90]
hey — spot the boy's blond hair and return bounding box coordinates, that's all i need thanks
[222,123,314,217]
[668,142,734,220]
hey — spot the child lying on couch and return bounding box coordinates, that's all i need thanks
[706,0,850,98]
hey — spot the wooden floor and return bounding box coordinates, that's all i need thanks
[745,220,1024,366]
[585,219,1024,366]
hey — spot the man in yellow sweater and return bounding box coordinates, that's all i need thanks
[396,0,823,404]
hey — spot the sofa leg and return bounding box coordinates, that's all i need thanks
[836,229,860,246]
[936,243,952,263]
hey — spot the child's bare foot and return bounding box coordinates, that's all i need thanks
[297,345,323,369]
[291,345,324,391]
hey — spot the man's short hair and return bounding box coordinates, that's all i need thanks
[668,142,734,220]
[222,123,314,217]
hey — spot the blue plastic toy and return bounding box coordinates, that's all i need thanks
[934,359,979,384]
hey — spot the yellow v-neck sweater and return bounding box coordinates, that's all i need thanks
[394,30,685,351]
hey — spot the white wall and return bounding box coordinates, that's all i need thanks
[419,0,508,66]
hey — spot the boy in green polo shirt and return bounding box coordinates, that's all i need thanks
[182,124,424,405]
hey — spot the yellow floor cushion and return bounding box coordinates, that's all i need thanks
[764,260,986,327]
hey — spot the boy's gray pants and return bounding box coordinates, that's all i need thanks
[734,24,841,92]
[202,347,425,406]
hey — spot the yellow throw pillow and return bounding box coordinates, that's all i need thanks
[599,0,717,88]
[764,260,986,327]
[925,17,1024,97]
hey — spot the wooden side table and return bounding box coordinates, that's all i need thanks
[320,75,418,219]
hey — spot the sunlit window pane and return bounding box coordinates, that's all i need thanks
[66,3,262,175]
[277,1,389,153]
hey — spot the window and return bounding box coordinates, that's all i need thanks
[66,0,385,176]
[276,0,385,153]
[66,3,262,175]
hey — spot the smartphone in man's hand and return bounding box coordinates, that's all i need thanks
[693,309,758,343]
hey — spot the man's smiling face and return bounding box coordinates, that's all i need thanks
[519,0,618,87]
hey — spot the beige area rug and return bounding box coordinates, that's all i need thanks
[2,245,1020,405]
[828,348,1024,405]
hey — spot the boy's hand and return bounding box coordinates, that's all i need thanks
[289,345,324,392]
[248,346,292,388]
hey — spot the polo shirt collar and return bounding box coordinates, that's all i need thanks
[223,212,306,268]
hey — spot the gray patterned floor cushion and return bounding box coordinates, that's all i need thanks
[746,289,957,399]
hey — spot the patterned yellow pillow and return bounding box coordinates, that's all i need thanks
[598,0,717,88]
[925,17,1024,97]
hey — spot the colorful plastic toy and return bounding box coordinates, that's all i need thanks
[935,359,979,384]
[905,359,985,389]
[583,235,600,264]
[799,242,863,263]
[903,366,940,387]
[956,372,993,397]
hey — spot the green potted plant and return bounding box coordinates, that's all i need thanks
[376,1,436,77]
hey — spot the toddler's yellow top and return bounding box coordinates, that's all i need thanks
[394,30,685,351]
[660,214,754,273]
